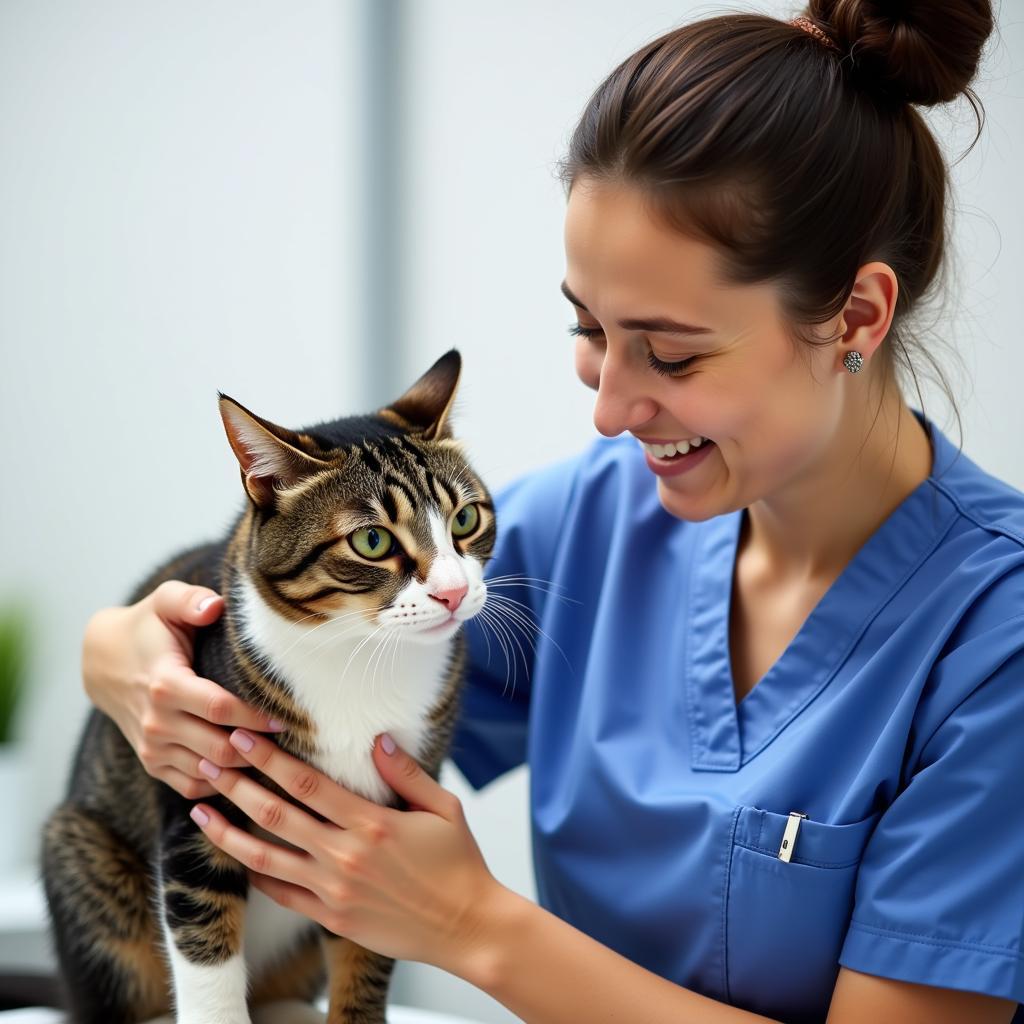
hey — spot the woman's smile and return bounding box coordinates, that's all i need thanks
[642,437,719,477]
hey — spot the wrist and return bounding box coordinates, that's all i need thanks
[450,881,535,995]
[81,605,131,711]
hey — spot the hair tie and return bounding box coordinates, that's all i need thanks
[789,16,840,53]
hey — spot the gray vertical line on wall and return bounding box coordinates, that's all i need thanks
[359,0,405,408]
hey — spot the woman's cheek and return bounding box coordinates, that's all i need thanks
[574,338,602,391]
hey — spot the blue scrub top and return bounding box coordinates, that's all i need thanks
[448,407,1024,1023]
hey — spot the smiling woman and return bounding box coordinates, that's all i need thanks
[558,175,937,553]
[69,2,1023,1024]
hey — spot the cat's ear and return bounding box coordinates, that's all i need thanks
[382,349,461,441]
[218,394,329,510]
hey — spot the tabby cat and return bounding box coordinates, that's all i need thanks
[42,349,497,1024]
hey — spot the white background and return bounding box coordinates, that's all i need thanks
[1,2,1021,1021]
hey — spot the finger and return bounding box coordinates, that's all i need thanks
[189,802,318,889]
[372,734,459,819]
[157,742,223,778]
[154,738,248,780]
[159,666,284,734]
[248,872,337,933]
[150,579,224,626]
[155,766,217,801]
[196,762,328,852]
[227,729,380,830]
[168,714,252,768]
[148,744,224,792]
[139,704,248,769]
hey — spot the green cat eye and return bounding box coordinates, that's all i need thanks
[451,503,479,538]
[350,526,395,560]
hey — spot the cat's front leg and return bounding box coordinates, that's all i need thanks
[321,931,396,1024]
[160,797,252,1024]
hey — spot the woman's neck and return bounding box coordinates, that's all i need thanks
[741,398,935,587]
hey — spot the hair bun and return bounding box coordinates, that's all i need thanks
[807,0,994,107]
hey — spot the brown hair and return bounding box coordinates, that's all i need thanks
[557,1,998,465]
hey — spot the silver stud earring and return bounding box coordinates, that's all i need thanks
[843,351,864,374]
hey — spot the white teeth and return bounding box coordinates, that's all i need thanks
[641,436,706,459]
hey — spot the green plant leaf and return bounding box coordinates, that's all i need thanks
[0,604,30,744]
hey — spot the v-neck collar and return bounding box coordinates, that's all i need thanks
[683,408,961,772]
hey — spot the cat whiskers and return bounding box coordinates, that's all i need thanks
[482,576,578,679]
[273,605,380,664]
[257,607,386,699]
[474,605,521,700]
[365,625,405,702]
[299,610,387,667]
[359,622,394,698]
[388,623,406,692]
[339,621,393,688]
[498,593,574,677]
[484,575,581,606]
[473,586,576,701]
[445,466,480,506]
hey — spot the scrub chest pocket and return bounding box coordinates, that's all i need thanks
[724,804,882,1024]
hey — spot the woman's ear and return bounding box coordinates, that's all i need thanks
[838,262,899,361]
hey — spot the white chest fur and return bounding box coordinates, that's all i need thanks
[234,575,456,805]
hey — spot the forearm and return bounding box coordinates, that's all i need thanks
[456,885,781,1024]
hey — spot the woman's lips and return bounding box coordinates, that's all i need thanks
[643,439,717,478]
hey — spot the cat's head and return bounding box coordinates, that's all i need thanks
[217,349,494,647]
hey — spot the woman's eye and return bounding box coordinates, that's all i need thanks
[647,352,697,376]
[350,526,396,560]
[568,323,696,376]
[451,503,479,538]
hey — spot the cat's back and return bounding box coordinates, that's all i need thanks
[63,708,161,856]
[126,535,234,605]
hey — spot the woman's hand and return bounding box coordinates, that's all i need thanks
[189,730,504,977]
[82,580,283,799]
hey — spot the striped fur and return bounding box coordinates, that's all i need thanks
[42,351,496,1024]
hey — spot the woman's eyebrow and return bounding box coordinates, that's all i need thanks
[560,280,713,335]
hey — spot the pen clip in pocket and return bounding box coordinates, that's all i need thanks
[777,811,808,862]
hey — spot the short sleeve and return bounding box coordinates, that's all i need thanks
[447,449,587,791]
[838,614,1024,1003]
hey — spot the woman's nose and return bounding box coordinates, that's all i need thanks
[591,345,659,438]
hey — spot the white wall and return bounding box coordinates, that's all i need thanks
[1,2,1021,1023]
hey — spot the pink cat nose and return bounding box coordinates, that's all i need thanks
[429,584,467,612]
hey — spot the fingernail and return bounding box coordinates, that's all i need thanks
[230,729,255,753]
[381,732,396,756]
[267,719,285,732]
[190,806,210,827]
[198,758,221,779]
[196,595,218,613]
